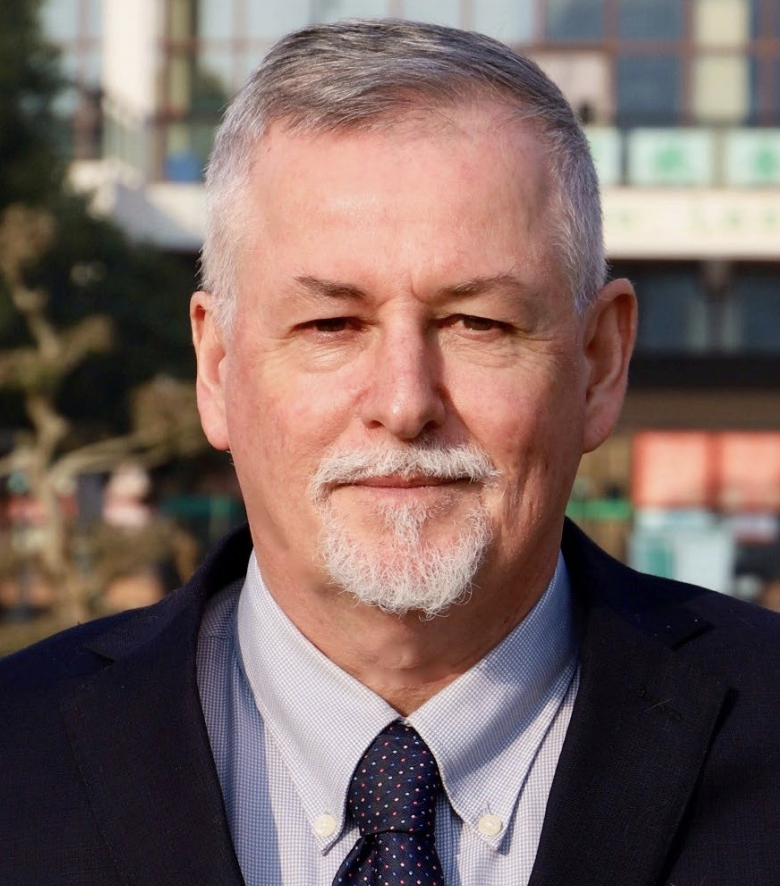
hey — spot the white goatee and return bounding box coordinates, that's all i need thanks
[309,442,499,617]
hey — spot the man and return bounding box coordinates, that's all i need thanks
[2,19,780,886]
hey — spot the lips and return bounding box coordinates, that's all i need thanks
[353,475,454,489]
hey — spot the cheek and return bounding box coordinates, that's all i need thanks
[226,363,359,483]
[452,371,550,454]
[453,363,583,486]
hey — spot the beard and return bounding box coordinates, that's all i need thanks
[308,442,499,618]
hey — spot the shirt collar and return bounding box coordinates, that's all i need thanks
[407,553,577,847]
[237,552,576,853]
[237,554,397,851]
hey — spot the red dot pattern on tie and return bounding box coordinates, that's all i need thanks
[333,722,445,886]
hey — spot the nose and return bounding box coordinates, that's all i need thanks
[359,328,446,440]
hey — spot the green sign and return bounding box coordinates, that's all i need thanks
[627,129,715,186]
[725,130,780,186]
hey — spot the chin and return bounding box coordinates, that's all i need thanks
[317,503,495,619]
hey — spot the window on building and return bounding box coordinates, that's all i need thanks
[316,0,392,20]
[621,261,780,356]
[695,0,750,47]
[630,266,709,353]
[536,0,780,130]
[246,0,310,40]
[474,0,536,42]
[191,51,232,113]
[618,0,684,40]
[729,268,780,354]
[197,0,233,40]
[41,0,103,160]
[42,0,81,40]
[546,0,605,41]
[616,56,681,125]
[403,0,461,27]
[693,55,750,123]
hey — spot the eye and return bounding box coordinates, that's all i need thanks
[451,314,509,333]
[461,315,496,331]
[308,317,353,333]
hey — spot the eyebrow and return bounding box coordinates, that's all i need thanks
[292,272,533,302]
[292,275,368,300]
[444,273,532,299]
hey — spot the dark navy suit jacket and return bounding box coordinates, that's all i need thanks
[2,521,780,885]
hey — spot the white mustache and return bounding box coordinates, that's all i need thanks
[309,443,500,501]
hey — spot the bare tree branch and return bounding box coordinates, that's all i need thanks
[0,204,207,627]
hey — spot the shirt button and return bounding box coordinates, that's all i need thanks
[477,814,503,836]
[314,814,337,838]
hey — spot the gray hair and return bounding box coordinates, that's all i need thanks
[201,18,605,330]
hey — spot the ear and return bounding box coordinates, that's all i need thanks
[581,278,637,454]
[190,291,230,451]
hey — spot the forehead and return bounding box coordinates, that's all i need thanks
[236,103,560,294]
[256,102,550,188]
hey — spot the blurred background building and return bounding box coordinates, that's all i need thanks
[42,0,780,599]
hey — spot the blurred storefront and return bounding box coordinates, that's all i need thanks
[629,431,780,597]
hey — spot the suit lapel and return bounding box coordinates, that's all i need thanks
[529,523,728,886]
[60,532,252,886]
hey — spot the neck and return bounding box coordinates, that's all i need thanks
[259,556,557,715]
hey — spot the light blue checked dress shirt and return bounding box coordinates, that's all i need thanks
[196,551,579,886]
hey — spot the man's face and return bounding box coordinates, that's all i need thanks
[193,103,632,614]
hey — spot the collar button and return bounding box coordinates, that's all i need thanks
[477,814,503,837]
[314,814,337,838]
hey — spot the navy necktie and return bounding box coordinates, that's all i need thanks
[333,721,446,886]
